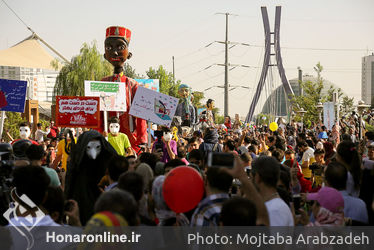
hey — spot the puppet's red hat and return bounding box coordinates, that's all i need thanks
[105,26,131,44]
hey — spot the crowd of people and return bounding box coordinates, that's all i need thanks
[1,110,374,231]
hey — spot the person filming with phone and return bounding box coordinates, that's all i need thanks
[152,126,177,163]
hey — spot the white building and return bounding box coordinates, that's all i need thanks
[0,66,57,102]
[361,53,374,105]
[0,34,60,117]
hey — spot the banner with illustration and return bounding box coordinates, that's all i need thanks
[323,102,335,131]
[0,79,27,113]
[129,87,178,127]
[56,96,100,128]
[84,80,126,111]
[135,79,160,92]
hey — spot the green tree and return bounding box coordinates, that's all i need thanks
[53,41,112,98]
[291,79,323,124]
[2,112,25,141]
[215,114,225,124]
[146,66,181,97]
[326,85,343,102]
[192,91,205,109]
[323,75,353,117]
[340,95,354,116]
[290,62,355,125]
[256,113,274,125]
[123,63,141,79]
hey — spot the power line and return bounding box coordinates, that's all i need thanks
[249,44,372,52]
[175,53,220,72]
[1,0,69,63]
[1,0,30,29]
[200,84,251,92]
[175,42,216,59]
[239,14,374,23]
[176,44,249,73]
[157,14,216,50]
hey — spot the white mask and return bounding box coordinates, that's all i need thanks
[163,132,172,142]
[66,128,76,139]
[109,123,120,134]
[151,124,157,131]
[19,126,31,139]
[316,142,324,150]
[86,140,101,160]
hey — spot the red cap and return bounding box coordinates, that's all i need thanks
[105,26,131,44]
[307,187,344,213]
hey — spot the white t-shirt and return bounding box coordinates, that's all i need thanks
[35,129,50,143]
[265,198,294,226]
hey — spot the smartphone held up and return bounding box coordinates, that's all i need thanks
[207,152,235,169]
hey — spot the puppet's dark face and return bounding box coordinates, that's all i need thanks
[104,37,129,69]
[86,140,102,160]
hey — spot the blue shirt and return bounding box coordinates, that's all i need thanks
[318,131,328,139]
[340,190,369,224]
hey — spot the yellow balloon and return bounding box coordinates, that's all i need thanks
[269,122,278,132]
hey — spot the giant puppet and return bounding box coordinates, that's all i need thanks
[174,84,196,127]
[101,26,147,150]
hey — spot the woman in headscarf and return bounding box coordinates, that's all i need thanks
[336,141,362,197]
[135,163,154,221]
[224,116,232,130]
[199,127,222,157]
[297,187,345,226]
[151,176,189,226]
[135,163,154,193]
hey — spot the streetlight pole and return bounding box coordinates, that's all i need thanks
[298,108,307,131]
[357,100,370,140]
[316,102,323,124]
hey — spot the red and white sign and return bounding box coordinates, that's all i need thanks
[56,96,100,128]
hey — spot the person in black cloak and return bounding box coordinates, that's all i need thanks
[65,130,118,225]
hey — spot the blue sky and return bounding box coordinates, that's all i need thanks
[1,0,373,116]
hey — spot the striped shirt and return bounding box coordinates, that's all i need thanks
[190,193,229,226]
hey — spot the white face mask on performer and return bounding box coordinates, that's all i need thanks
[163,132,172,142]
[109,123,120,134]
[86,140,101,160]
[65,128,76,139]
[19,126,31,139]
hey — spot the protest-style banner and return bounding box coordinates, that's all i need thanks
[84,80,126,111]
[0,79,27,113]
[135,79,160,92]
[129,87,178,127]
[323,102,335,130]
[134,79,160,147]
[55,96,100,128]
